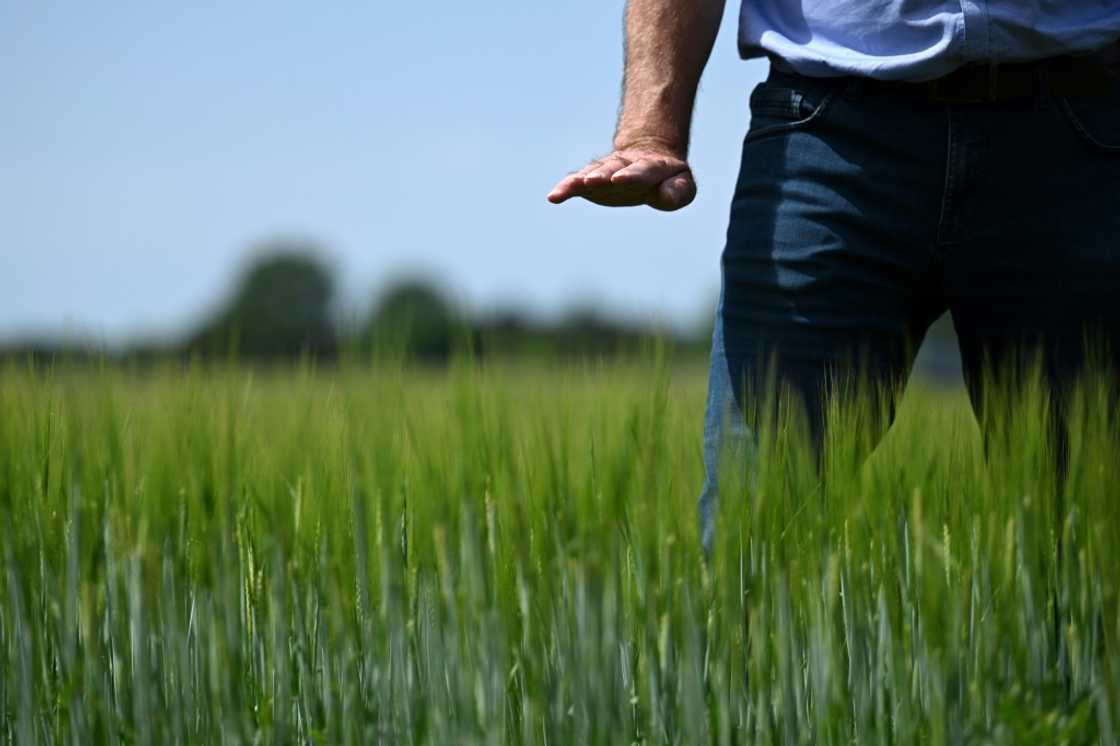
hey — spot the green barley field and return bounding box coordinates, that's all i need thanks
[1,355,1117,744]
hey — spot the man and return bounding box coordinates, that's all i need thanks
[548,1,1120,552]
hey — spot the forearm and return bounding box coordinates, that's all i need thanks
[547,0,722,210]
[614,0,726,156]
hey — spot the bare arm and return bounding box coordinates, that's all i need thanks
[547,0,726,211]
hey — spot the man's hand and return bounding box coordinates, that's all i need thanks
[547,142,697,211]
[546,0,723,213]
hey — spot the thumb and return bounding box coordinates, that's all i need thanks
[650,173,697,212]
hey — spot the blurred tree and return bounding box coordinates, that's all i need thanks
[554,307,632,356]
[364,279,459,363]
[186,246,337,360]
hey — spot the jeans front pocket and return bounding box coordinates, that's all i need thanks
[745,75,840,143]
[1058,82,1120,152]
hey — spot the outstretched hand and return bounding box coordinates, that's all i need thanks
[547,143,696,211]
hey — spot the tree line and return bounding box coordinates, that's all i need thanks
[3,242,712,365]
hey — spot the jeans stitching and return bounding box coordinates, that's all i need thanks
[936,107,960,248]
[1057,97,1120,152]
[745,89,839,143]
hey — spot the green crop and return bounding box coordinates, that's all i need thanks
[1,355,1116,744]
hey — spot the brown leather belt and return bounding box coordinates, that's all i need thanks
[772,54,1118,102]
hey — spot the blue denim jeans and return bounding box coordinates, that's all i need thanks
[699,66,1120,554]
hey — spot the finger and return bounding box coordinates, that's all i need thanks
[576,160,607,177]
[547,174,583,203]
[580,155,631,185]
[650,173,697,212]
[548,157,620,203]
[609,157,687,188]
[548,167,598,203]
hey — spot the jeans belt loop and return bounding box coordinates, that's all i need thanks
[930,77,945,101]
[1037,65,1052,109]
[987,61,999,102]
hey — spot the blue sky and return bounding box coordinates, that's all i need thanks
[0,1,768,344]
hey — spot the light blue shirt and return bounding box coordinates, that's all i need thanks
[740,1,1120,81]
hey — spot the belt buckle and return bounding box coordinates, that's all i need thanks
[930,63,999,103]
